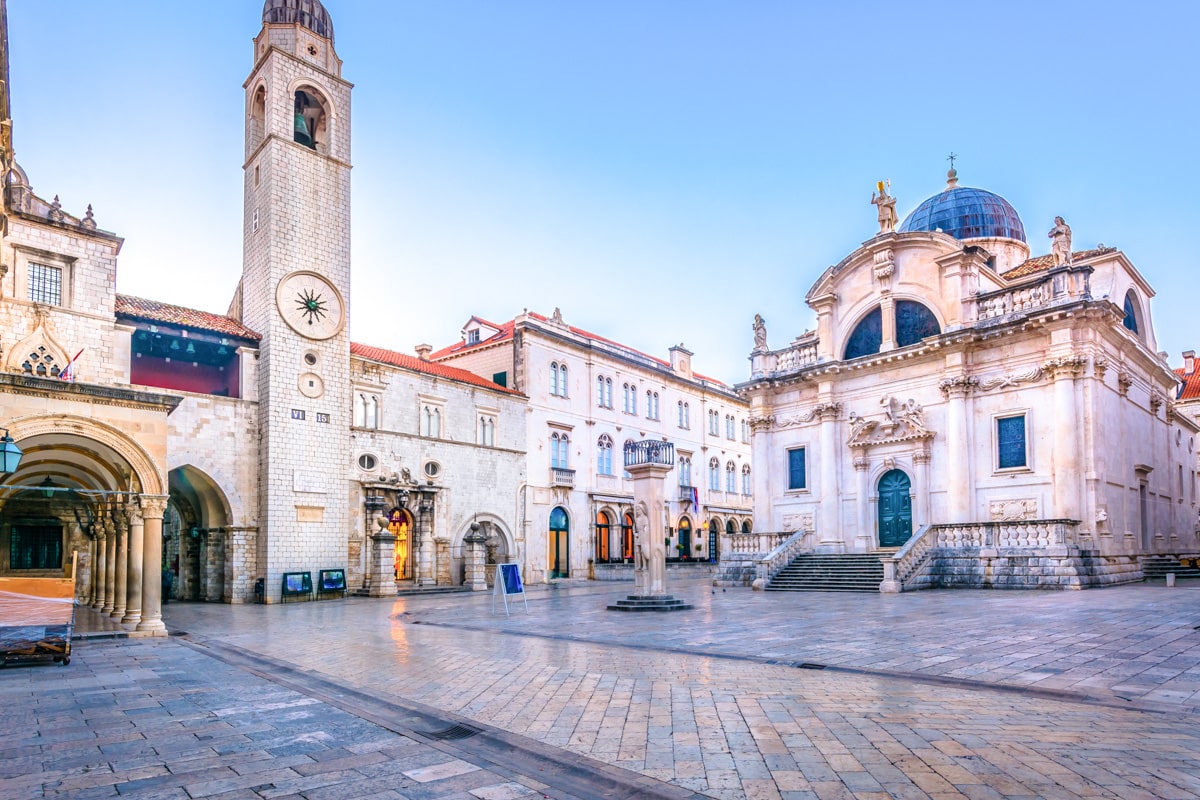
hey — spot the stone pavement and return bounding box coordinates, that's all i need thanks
[4,578,1200,799]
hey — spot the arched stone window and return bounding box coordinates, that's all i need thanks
[597,434,614,475]
[708,457,720,491]
[844,307,883,360]
[249,84,266,152]
[741,519,752,533]
[725,461,736,493]
[895,300,941,347]
[1123,290,1141,336]
[741,463,751,495]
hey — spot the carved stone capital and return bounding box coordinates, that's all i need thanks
[748,414,775,433]
[1092,356,1108,381]
[1117,371,1133,396]
[816,401,842,421]
[139,494,170,520]
[939,375,978,397]
[853,457,870,471]
[872,249,896,285]
[912,450,932,465]
[1041,355,1087,381]
[1150,392,1164,415]
[1166,401,1178,422]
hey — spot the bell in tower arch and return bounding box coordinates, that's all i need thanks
[293,91,315,149]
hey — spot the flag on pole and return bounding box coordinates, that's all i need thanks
[59,349,84,382]
[691,485,699,509]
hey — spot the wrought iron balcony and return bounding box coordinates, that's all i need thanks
[551,467,575,488]
[623,439,675,467]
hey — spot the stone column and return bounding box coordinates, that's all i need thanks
[101,516,116,613]
[137,495,169,634]
[628,461,673,596]
[463,522,488,591]
[817,402,841,548]
[110,509,129,620]
[121,505,144,629]
[854,455,871,550]
[1048,357,1086,522]
[940,376,976,522]
[878,294,897,353]
[368,516,397,597]
[90,532,105,610]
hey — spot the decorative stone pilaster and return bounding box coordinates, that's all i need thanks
[913,450,932,527]
[463,522,488,591]
[1044,356,1085,522]
[416,497,436,586]
[940,375,975,522]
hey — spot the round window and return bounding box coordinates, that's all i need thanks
[304,352,319,367]
[358,454,377,471]
[423,461,441,479]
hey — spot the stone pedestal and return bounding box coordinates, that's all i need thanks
[368,516,397,597]
[608,449,693,612]
[463,522,488,591]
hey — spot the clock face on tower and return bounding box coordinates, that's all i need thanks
[276,271,345,340]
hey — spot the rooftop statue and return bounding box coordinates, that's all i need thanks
[1049,216,1073,266]
[871,180,898,234]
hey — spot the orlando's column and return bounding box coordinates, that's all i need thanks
[607,440,692,612]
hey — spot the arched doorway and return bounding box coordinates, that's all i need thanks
[549,507,569,578]
[595,510,611,563]
[877,469,913,547]
[621,512,634,561]
[388,508,413,581]
[677,517,692,560]
[167,465,232,603]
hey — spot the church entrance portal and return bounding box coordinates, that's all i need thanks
[877,469,913,548]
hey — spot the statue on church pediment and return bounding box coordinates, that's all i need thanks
[847,395,932,446]
[871,181,898,234]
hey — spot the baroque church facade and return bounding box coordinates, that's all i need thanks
[741,171,1200,588]
[0,1,527,614]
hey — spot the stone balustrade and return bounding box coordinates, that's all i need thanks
[974,267,1091,322]
[726,531,790,555]
[773,342,819,374]
[881,519,1082,593]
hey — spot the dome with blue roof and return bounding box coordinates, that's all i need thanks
[898,169,1025,242]
[263,0,334,42]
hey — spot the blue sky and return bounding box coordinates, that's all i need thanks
[8,1,1198,385]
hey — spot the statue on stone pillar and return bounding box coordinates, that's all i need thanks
[752,314,768,352]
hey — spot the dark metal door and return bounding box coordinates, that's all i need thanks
[877,469,913,548]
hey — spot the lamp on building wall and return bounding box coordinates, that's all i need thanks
[38,476,57,498]
[0,429,22,474]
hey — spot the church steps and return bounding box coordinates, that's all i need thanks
[766,553,885,593]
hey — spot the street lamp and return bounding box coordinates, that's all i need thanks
[0,429,22,475]
[38,476,57,498]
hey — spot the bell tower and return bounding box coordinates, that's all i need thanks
[240,0,351,601]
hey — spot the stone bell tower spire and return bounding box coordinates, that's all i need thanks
[241,0,353,602]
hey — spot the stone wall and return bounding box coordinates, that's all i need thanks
[916,548,1143,590]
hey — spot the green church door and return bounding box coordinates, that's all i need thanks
[877,469,913,548]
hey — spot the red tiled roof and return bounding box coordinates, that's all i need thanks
[1001,246,1117,281]
[350,342,522,395]
[1175,365,1200,401]
[430,312,729,388]
[115,294,261,341]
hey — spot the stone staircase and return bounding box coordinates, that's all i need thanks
[1142,556,1200,581]
[766,552,886,592]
